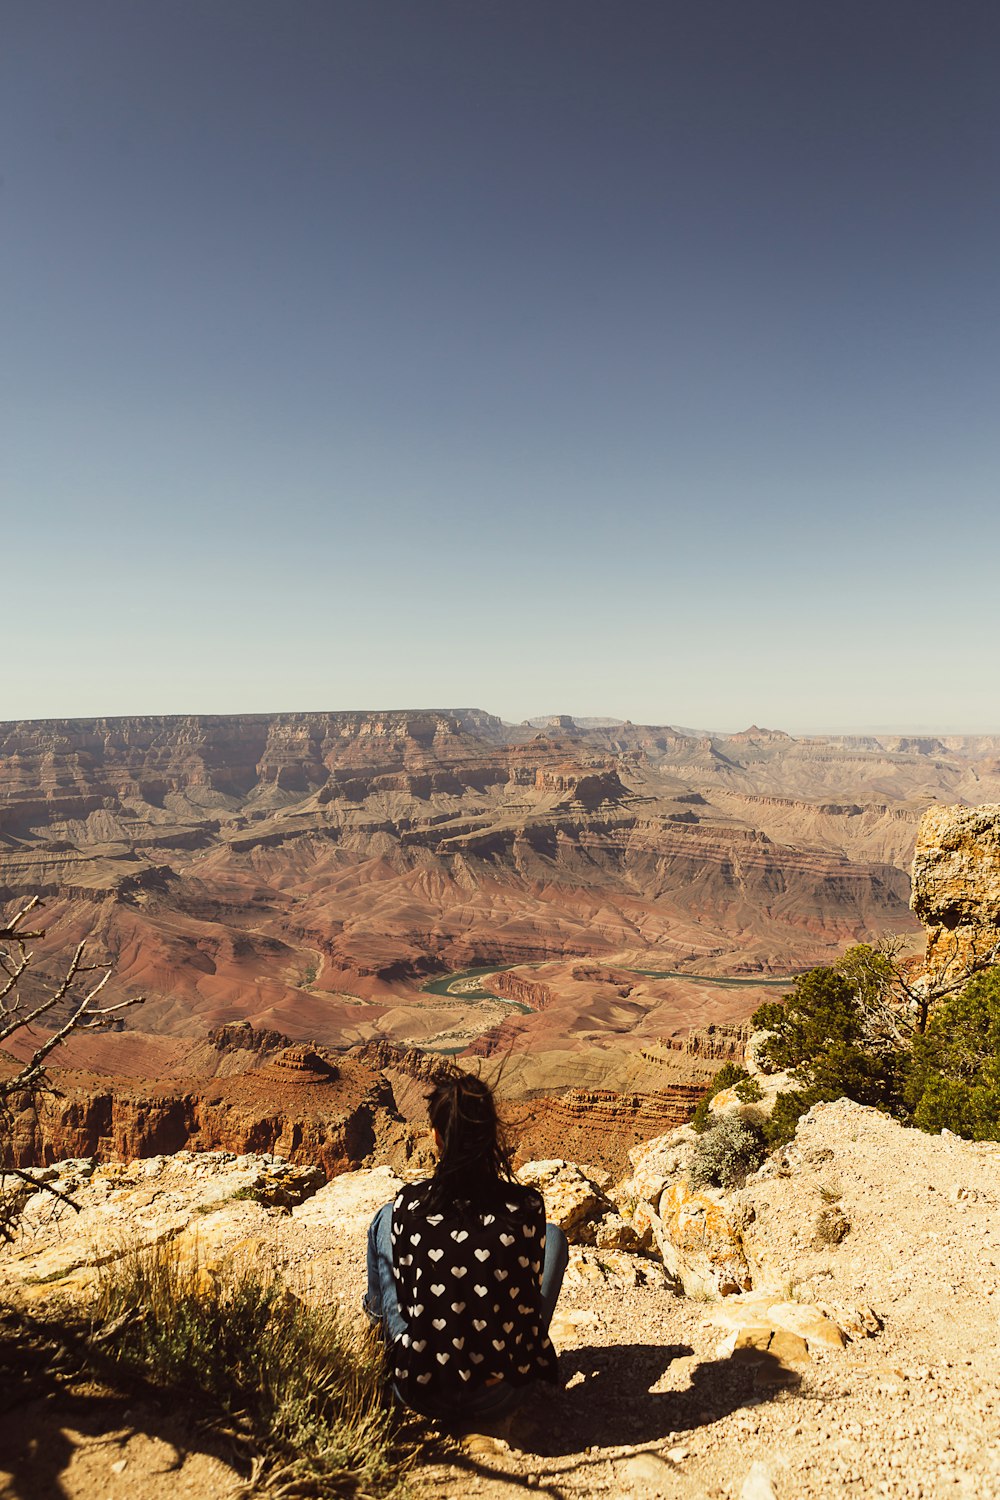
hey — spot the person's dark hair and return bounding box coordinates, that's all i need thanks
[423,1065,514,1214]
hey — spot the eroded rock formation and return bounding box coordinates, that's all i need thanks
[5,711,1000,1105]
[911,802,1000,975]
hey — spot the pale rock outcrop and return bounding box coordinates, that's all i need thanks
[516,1159,645,1250]
[0,1151,325,1296]
[649,1178,752,1298]
[612,1125,698,1219]
[911,802,1000,975]
[707,1078,789,1125]
[561,1247,672,1295]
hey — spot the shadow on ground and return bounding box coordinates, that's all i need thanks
[419,1340,803,1499]
[506,1341,800,1457]
[0,1309,240,1500]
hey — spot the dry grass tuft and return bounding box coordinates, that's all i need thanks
[93,1244,407,1497]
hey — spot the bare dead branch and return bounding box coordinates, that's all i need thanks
[0,894,45,943]
[1,1165,80,1215]
[0,905,142,1242]
[79,996,146,1027]
[0,949,31,1007]
[0,992,65,1049]
[12,987,143,1091]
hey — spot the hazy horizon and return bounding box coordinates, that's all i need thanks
[4,2,999,730]
[1,699,999,741]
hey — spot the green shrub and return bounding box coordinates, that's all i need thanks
[691,1063,762,1132]
[762,1087,824,1147]
[752,966,902,1118]
[906,969,1000,1140]
[752,969,865,1072]
[94,1246,405,1497]
[689,1115,768,1190]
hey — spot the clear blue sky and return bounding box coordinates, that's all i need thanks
[3,2,998,731]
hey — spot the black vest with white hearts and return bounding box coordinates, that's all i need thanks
[389,1179,558,1400]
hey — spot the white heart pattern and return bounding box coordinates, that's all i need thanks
[410,1304,424,1318]
[492,1338,505,1351]
[470,1352,485,1364]
[503,1321,514,1333]
[428,1248,444,1261]
[475,1248,490,1262]
[452,1337,465,1350]
[518,1256,530,1268]
[436,1352,450,1365]
[459,1368,471,1381]
[495,1269,508,1281]
[430,1283,445,1296]
[412,1339,427,1352]
[411,1233,421,1244]
[416,1372,432,1385]
[473,1318,487,1331]
[451,1229,469,1242]
[499,1232,515,1247]
[452,1266,468,1277]
[474,1284,488,1297]
[432,1317,446,1330]
[426,1214,444,1225]
[451,1302,466,1314]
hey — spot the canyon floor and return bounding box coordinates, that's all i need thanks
[5,707,986,1094]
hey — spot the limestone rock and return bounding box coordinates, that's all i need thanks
[563,1247,671,1292]
[816,1299,882,1339]
[766,1301,846,1350]
[291,1163,404,1232]
[612,1127,699,1248]
[593,1210,646,1252]
[620,1451,676,1487]
[739,1460,778,1500]
[0,1150,325,1295]
[911,802,1000,976]
[650,1179,751,1297]
[517,1159,629,1246]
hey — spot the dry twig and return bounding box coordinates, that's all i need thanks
[0,897,144,1239]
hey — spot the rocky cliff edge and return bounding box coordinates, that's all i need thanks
[4,1097,999,1499]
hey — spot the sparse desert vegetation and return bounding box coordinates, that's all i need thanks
[94,1246,406,1498]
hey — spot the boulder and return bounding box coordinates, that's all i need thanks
[518,1158,638,1247]
[649,1179,751,1297]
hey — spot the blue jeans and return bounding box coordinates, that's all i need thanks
[364,1202,569,1421]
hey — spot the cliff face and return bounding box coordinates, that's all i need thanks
[483,971,557,1009]
[509,1086,706,1176]
[1,1050,416,1178]
[1,1032,704,1181]
[910,803,1000,974]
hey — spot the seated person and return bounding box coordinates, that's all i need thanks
[365,1065,568,1423]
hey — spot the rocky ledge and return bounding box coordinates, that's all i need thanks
[4,1097,1000,1498]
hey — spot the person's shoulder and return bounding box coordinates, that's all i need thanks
[393,1179,432,1215]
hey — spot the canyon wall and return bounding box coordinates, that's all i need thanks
[3,710,999,1095]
